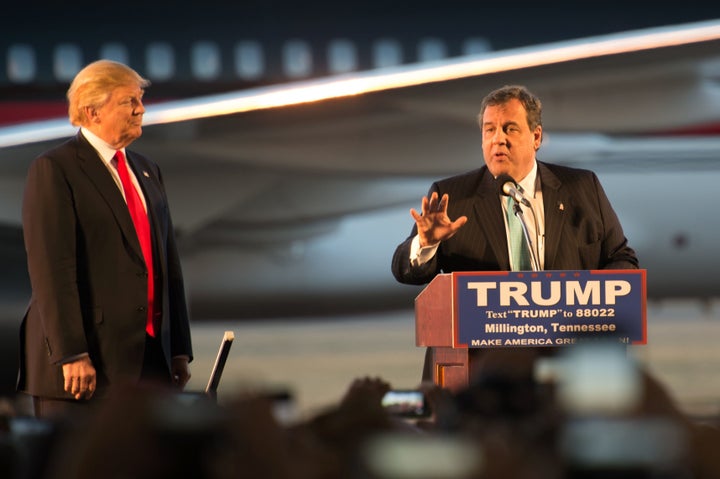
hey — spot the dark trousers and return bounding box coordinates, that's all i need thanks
[33,335,172,420]
[140,333,172,383]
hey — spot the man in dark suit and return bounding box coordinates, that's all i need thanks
[18,60,193,419]
[392,85,638,380]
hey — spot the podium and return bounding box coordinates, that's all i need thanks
[415,274,469,392]
[415,270,647,392]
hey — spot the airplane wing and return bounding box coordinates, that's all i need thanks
[1,19,719,320]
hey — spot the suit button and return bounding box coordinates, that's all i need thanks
[138,272,147,278]
[137,306,146,312]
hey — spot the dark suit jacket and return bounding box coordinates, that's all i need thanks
[392,161,638,284]
[18,132,193,399]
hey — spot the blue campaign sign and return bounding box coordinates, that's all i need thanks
[452,270,647,348]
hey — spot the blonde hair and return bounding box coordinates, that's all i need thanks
[67,60,150,127]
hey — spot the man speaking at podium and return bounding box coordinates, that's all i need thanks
[391,85,638,380]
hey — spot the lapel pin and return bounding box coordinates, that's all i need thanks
[143,171,150,178]
[558,202,564,211]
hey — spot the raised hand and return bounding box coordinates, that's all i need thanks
[410,192,468,247]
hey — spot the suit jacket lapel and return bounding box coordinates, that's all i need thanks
[473,168,511,270]
[538,162,566,269]
[74,134,145,262]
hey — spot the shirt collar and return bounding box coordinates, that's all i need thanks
[80,127,125,166]
[516,161,538,198]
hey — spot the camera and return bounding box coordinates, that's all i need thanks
[381,389,430,418]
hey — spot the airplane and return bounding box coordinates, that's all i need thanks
[1,6,720,332]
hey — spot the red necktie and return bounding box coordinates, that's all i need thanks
[115,150,156,337]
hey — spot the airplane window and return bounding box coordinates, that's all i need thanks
[417,38,447,62]
[54,44,83,82]
[283,39,313,78]
[327,39,357,74]
[99,43,129,64]
[372,39,403,69]
[235,40,265,80]
[463,37,492,55]
[146,42,175,81]
[191,41,221,81]
[6,44,36,83]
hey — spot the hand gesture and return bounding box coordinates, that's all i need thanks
[410,192,468,247]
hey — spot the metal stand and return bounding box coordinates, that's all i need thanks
[512,201,540,271]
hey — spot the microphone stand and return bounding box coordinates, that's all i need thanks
[511,200,540,271]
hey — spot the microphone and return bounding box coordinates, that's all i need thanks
[495,174,531,206]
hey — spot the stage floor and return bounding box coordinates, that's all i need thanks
[186,300,720,421]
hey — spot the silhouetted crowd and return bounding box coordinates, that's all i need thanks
[2,341,720,479]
